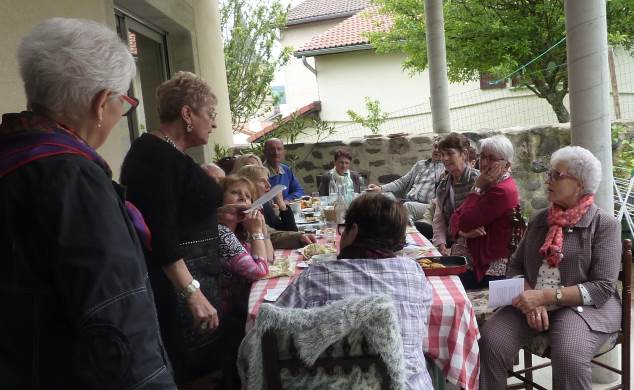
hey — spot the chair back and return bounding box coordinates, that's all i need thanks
[508,205,527,256]
[262,329,391,390]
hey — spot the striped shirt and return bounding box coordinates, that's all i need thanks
[275,257,434,390]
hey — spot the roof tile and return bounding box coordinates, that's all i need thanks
[288,0,371,24]
[296,6,393,53]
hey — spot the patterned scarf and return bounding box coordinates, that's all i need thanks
[539,194,594,267]
[0,111,152,251]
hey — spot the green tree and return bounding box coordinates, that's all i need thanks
[346,97,390,135]
[369,0,634,123]
[220,0,292,132]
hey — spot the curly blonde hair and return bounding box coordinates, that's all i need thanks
[156,71,217,122]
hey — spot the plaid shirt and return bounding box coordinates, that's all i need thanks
[275,257,434,390]
[381,159,444,204]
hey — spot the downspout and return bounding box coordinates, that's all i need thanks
[301,56,317,75]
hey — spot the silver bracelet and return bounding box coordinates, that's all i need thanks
[250,233,266,241]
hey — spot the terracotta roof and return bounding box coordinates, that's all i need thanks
[288,0,371,25]
[248,101,321,142]
[296,6,393,55]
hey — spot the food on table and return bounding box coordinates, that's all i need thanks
[302,243,336,259]
[417,258,446,269]
[323,206,336,223]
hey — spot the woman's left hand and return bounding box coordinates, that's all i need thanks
[300,233,317,245]
[512,289,546,314]
[526,306,549,332]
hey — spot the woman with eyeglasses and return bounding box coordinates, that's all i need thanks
[0,18,175,388]
[432,132,480,256]
[121,71,241,386]
[449,135,520,289]
[480,146,621,390]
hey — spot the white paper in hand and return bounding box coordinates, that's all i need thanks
[243,184,287,213]
[488,278,525,308]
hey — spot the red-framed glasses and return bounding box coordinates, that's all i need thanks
[544,169,577,182]
[119,94,139,116]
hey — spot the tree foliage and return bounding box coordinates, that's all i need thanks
[346,97,390,135]
[220,0,292,132]
[369,0,634,123]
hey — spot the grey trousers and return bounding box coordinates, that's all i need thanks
[403,201,431,223]
[479,305,611,390]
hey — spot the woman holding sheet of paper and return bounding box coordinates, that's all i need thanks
[479,146,621,390]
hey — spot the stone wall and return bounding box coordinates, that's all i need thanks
[234,121,634,219]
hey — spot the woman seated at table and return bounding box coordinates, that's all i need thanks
[217,175,271,317]
[449,135,519,289]
[432,132,479,256]
[231,153,263,174]
[275,192,434,389]
[479,146,621,390]
[238,164,298,232]
[318,148,362,198]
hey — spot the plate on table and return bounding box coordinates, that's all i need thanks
[296,261,310,268]
[416,256,468,276]
[298,243,337,260]
[397,245,437,259]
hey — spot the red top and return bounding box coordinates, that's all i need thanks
[450,176,519,281]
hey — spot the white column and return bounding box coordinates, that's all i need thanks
[565,0,618,384]
[565,0,613,214]
[424,0,450,134]
[193,0,233,162]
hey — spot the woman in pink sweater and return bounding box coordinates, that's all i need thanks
[217,175,272,317]
[450,135,519,289]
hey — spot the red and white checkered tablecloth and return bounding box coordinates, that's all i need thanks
[247,231,481,390]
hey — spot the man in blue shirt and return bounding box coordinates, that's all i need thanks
[263,138,305,201]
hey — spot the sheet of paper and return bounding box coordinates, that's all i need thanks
[264,287,287,302]
[243,184,286,213]
[488,278,525,308]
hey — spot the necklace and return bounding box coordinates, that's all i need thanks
[156,130,179,151]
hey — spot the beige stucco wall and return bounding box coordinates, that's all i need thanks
[0,0,232,179]
[280,19,343,112]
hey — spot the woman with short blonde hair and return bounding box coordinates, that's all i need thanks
[231,153,263,174]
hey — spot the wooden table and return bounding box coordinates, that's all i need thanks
[247,230,481,390]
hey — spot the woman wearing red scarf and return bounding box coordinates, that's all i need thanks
[479,146,621,390]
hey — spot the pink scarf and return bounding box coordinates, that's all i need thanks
[539,194,594,267]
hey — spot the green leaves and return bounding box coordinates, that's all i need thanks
[346,97,390,135]
[369,0,634,123]
[221,0,291,132]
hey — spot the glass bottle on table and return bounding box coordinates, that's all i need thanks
[328,172,338,205]
[334,183,348,224]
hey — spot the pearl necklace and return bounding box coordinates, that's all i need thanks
[156,130,179,151]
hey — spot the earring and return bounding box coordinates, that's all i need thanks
[186,123,193,133]
[97,121,102,128]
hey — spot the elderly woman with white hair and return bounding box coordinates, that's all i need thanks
[449,134,520,289]
[0,18,174,388]
[480,146,622,390]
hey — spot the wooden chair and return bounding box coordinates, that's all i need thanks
[507,239,632,390]
[262,329,391,390]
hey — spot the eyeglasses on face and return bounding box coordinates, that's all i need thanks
[337,224,347,235]
[478,154,505,162]
[119,94,139,116]
[544,169,577,182]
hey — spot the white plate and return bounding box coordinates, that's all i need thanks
[296,261,310,268]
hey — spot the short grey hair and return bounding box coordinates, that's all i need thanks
[551,146,602,194]
[18,18,136,119]
[479,135,514,163]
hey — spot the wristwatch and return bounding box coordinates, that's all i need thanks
[250,233,266,241]
[555,288,563,306]
[180,279,200,299]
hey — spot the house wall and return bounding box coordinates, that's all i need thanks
[0,0,232,179]
[280,19,343,113]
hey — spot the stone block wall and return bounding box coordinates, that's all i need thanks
[234,121,634,219]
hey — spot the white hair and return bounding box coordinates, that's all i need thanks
[479,134,514,163]
[551,146,602,194]
[18,18,136,119]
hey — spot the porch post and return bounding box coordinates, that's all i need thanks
[424,0,450,134]
[564,0,617,382]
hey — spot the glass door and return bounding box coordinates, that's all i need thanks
[115,10,170,140]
